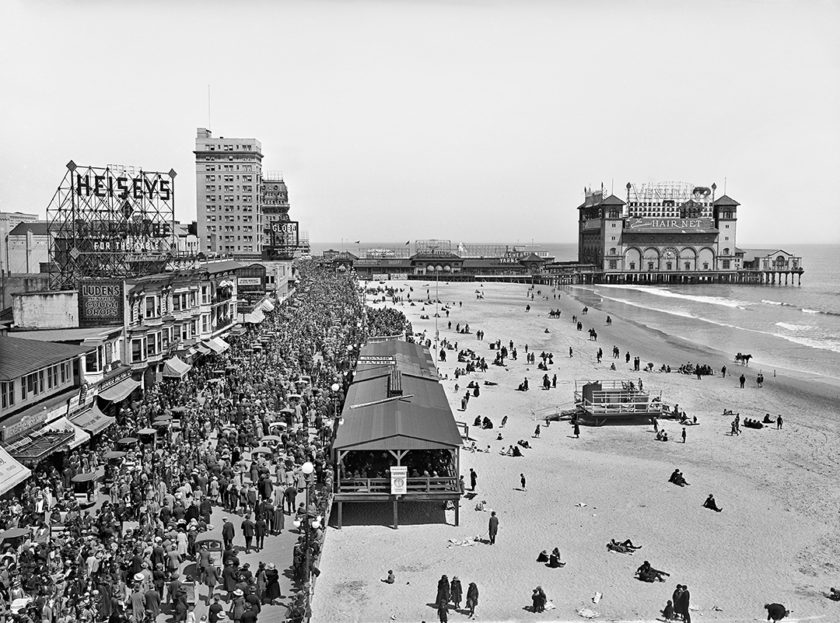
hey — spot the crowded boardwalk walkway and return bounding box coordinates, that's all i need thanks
[0,264,378,623]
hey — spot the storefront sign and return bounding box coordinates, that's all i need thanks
[2,411,47,442]
[100,367,131,391]
[270,221,299,248]
[390,466,407,495]
[358,356,396,366]
[627,217,715,230]
[78,280,124,327]
[237,277,262,287]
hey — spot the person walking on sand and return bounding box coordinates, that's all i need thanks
[573,421,580,439]
[569,346,573,358]
[777,415,783,430]
[466,582,479,618]
[721,365,727,378]
[533,425,541,438]
[520,473,527,491]
[469,468,477,492]
[739,374,746,388]
[681,427,687,444]
[488,511,499,544]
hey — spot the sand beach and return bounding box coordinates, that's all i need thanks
[312,280,840,623]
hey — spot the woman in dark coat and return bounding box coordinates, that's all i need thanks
[449,577,463,610]
[466,583,479,618]
[531,586,547,613]
[436,575,450,608]
[264,562,282,603]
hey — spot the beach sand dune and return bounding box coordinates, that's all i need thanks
[312,281,840,623]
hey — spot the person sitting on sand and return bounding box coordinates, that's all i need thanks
[473,415,482,427]
[536,550,549,563]
[764,603,789,622]
[829,587,840,601]
[662,599,675,621]
[531,586,547,613]
[668,469,688,487]
[703,494,723,512]
[496,433,503,441]
[548,548,565,568]
[763,413,774,424]
[474,500,487,511]
[482,417,493,430]
[512,445,523,457]
[382,570,395,584]
[518,439,531,449]
[656,430,669,442]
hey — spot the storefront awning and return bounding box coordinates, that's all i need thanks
[230,325,247,336]
[7,428,75,465]
[162,356,192,379]
[97,378,142,403]
[45,417,90,450]
[205,337,230,354]
[244,308,265,324]
[0,446,31,496]
[261,299,275,313]
[70,404,116,436]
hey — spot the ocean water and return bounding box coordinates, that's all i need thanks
[311,241,840,380]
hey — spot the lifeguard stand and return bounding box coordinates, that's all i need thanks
[573,380,663,426]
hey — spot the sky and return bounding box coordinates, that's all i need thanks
[1,0,838,245]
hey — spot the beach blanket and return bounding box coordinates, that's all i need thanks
[576,607,599,619]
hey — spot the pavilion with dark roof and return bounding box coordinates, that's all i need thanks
[332,340,462,528]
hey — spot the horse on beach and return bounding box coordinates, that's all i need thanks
[735,352,752,366]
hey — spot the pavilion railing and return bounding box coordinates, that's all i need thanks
[337,476,458,494]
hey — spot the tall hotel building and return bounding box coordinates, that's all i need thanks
[195,128,263,255]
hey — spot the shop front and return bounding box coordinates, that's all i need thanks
[0,445,31,496]
[95,366,142,416]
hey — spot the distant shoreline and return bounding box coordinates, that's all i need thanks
[558,285,840,409]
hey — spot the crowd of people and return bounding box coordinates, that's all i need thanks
[0,264,374,623]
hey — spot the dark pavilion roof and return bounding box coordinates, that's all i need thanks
[713,194,740,207]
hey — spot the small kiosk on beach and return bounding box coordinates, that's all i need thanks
[573,379,663,425]
[332,340,462,528]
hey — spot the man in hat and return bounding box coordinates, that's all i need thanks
[222,560,239,601]
[241,514,255,554]
[129,583,146,622]
[244,585,261,614]
[208,595,225,623]
[145,581,162,621]
[168,572,183,609]
[222,517,235,550]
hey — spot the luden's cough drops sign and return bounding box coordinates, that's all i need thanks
[79,280,124,326]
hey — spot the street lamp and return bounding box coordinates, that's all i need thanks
[432,264,443,359]
[331,383,340,419]
[294,460,316,608]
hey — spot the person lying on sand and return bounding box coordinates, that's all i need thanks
[829,587,840,601]
[636,561,669,582]
[607,539,642,553]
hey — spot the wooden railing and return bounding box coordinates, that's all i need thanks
[337,476,458,494]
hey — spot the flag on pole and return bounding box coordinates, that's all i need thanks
[354,240,360,244]
[405,240,410,245]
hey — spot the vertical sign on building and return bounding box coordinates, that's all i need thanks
[390,466,408,495]
[78,280,124,327]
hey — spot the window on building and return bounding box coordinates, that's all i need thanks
[722,260,731,269]
[666,261,673,271]
[201,314,209,333]
[201,285,210,305]
[629,262,636,270]
[131,339,145,363]
[1,381,14,409]
[85,350,100,374]
[181,324,190,341]
[608,260,617,269]
[162,328,170,349]
[684,262,691,270]
[647,262,655,271]
[723,248,730,256]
